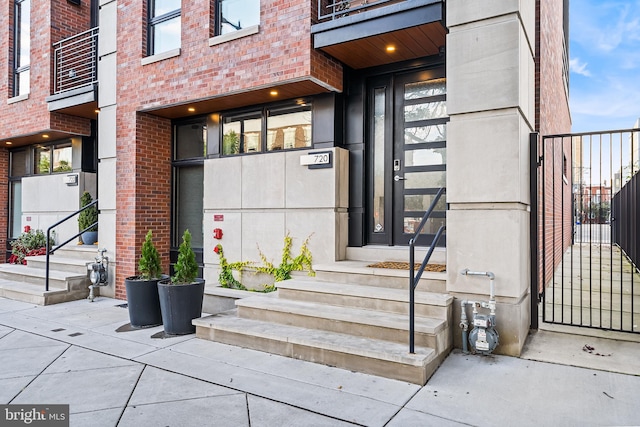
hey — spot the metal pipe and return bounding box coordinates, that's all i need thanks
[460,300,469,354]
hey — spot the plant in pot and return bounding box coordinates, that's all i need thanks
[125,230,166,328]
[78,191,98,245]
[157,229,205,335]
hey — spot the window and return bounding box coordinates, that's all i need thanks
[222,114,262,155]
[148,0,181,55]
[216,0,259,36]
[13,0,30,96]
[33,143,73,175]
[221,103,312,155]
[267,107,312,150]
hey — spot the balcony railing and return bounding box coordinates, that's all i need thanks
[53,27,99,94]
[318,0,404,22]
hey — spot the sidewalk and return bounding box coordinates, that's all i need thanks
[0,297,638,427]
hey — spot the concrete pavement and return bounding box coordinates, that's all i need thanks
[0,297,638,426]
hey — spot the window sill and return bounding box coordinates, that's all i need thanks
[141,48,181,66]
[7,93,29,104]
[209,25,260,47]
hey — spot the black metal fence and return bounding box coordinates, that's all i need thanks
[612,170,639,270]
[533,128,639,334]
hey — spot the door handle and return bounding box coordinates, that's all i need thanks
[394,175,406,182]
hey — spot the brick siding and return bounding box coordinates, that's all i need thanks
[536,0,573,292]
[0,0,92,140]
[113,0,343,297]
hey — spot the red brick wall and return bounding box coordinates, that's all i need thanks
[112,0,344,298]
[114,112,172,299]
[536,0,573,292]
[116,0,342,113]
[0,0,92,140]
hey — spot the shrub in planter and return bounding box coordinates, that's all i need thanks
[158,230,205,335]
[125,230,166,328]
[78,191,98,244]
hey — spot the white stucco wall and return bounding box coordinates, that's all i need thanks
[202,147,349,285]
[21,172,96,244]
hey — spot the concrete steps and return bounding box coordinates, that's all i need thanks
[0,246,98,305]
[195,311,439,385]
[196,258,452,385]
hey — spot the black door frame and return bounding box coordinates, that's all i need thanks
[364,67,447,246]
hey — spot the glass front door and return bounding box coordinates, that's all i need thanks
[367,68,447,246]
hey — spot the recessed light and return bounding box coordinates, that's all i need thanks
[270,90,278,96]
[6,141,12,145]
[42,134,49,138]
[188,107,196,112]
[94,109,100,113]
[386,45,396,52]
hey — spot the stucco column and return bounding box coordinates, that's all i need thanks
[445,1,536,355]
[97,0,118,297]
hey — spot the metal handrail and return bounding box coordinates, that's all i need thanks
[45,200,98,291]
[409,187,446,353]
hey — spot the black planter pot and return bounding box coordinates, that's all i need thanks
[157,278,205,335]
[125,275,167,328]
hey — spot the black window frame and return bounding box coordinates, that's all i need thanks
[13,0,30,97]
[215,0,260,36]
[147,0,181,56]
[220,101,313,156]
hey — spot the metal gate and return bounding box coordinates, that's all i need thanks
[531,128,639,333]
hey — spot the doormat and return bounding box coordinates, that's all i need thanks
[367,261,446,272]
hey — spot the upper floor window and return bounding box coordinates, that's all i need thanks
[216,0,259,36]
[148,0,181,55]
[222,102,312,155]
[13,0,30,97]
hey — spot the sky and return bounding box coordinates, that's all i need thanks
[569,0,640,133]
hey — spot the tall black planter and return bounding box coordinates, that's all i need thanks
[125,275,166,328]
[157,278,205,335]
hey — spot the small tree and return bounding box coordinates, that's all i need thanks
[172,229,199,284]
[78,191,98,232]
[138,230,162,280]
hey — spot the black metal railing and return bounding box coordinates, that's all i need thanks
[317,0,404,22]
[45,199,98,291]
[612,167,639,270]
[53,27,99,94]
[535,128,639,334]
[409,187,446,353]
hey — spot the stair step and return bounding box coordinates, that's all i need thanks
[235,296,449,351]
[277,279,452,318]
[194,312,439,385]
[313,261,447,292]
[0,279,90,305]
[26,255,91,274]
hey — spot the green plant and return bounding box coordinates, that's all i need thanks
[53,159,72,173]
[172,229,199,284]
[255,233,315,281]
[214,234,315,292]
[213,244,252,290]
[78,191,98,232]
[138,230,162,280]
[9,226,55,264]
[222,130,240,155]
